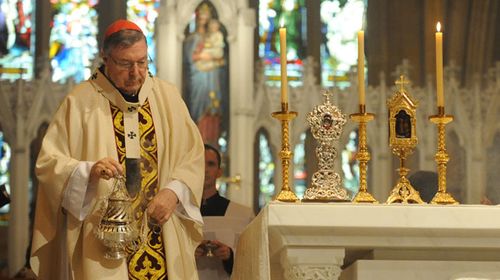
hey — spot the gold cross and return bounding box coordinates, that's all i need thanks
[395,75,410,92]
[322,90,333,103]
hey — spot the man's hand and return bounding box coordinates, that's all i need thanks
[195,240,210,258]
[147,188,179,225]
[90,157,123,182]
[210,240,231,261]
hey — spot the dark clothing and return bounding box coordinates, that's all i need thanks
[201,192,230,216]
[200,192,234,275]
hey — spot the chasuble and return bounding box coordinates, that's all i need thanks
[30,68,204,280]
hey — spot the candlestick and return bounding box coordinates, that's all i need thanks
[429,114,459,205]
[272,103,298,202]
[435,22,444,108]
[279,27,288,104]
[358,30,365,106]
[351,106,378,203]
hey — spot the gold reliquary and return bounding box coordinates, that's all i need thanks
[386,76,424,204]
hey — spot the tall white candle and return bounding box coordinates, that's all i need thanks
[435,22,444,108]
[358,30,365,106]
[280,27,288,104]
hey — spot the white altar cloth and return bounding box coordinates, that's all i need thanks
[232,202,500,280]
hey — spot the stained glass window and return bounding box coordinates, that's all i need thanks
[341,129,360,197]
[258,0,306,87]
[50,0,99,83]
[0,0,34,80]
[0,131,11,217]
[256,130,275,210]
[320,0,366,88]
[293,132,307,198]
[127,0,160,75]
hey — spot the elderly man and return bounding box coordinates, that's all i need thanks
[30,20,204,280]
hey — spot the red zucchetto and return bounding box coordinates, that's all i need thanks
[104,19,143,39]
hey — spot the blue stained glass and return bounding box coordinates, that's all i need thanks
[50,0,99,83]
[293,132,307,198]
[127,0,160,75]
[0,0,34,80]
[258,0,306,87]
[341,129,360,197]
[257,131,275,209]
[320,0,366,88]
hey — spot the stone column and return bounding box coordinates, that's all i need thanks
[2,81,32,276]
[8,145,30,276]
[34,0,52,78]
[156,1,183,87]
[96,1,126,50]
[228,7,256,208]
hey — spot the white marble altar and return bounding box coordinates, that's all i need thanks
[233,202,500,280]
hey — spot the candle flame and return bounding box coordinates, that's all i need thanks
[280,18,284,28]
[436,22,441,32]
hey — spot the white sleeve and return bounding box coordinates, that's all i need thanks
[61,161,96,221]
[162,180,203,225]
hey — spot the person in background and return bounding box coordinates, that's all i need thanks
[408,170,439,203]
[195,144,254,279]
[30,19,204,280]
[409,170,493,205]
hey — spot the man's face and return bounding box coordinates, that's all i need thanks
[104,39,148,96]
[204,149,222,190]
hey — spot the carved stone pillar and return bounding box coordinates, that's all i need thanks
[227,7,256,208]
[156,1,183,87]
[281,247,344,280]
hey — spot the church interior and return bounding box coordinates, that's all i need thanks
[1,0,500,279]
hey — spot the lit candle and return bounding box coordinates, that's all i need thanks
[435,22,444,108]
[279,24,288,104]
[357,30,365,106]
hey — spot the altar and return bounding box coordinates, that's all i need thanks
[232,202,500,280]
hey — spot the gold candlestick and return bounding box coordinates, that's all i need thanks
[429,107,459,205]
[350,105,378,203]
[272,102,299,202]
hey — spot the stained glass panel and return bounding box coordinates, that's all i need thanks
[320,0,366,88]
[257,131,275,209]
[50,0,99,83]
[0,131,10,216]
[0,0,34,80]
[258,0,306,87]
[293,132,307,198]
[127,0,160,75]
[341,129,360,197]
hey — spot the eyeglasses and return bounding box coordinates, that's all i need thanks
[107,55,150,70]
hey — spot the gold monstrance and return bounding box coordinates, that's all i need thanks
[302,91,349,202]
[386,76,424,204]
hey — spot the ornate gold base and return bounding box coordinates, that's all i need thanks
[352,190,378,203]
[430,191,459,205]
[275,189,299,202]
[386,177,425,204]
